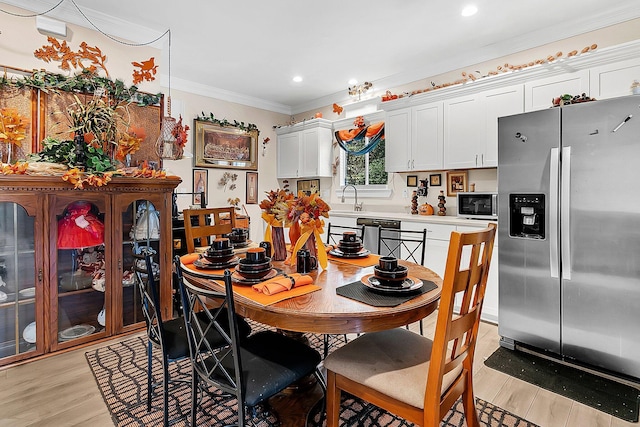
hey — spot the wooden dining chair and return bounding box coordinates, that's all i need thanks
[176,268,325,427]
[183,206,236,254]
[324,223,496,427]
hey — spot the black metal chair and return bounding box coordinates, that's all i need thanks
[325,223,365,246]
[378,226,427,265]
[134,251,251,427]
[377,226,428,334]
[176,268,325,427]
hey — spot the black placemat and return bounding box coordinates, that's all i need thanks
[336,279,438,307]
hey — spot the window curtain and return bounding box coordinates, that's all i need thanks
[334,122,384,156]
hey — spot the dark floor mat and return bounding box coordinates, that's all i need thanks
[484,347,640,422]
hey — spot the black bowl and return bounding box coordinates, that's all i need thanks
[203,252,235,263]
[339,244,363,254]
[234,265,273,279]
[206,247,234,257]
[238,258,271,271]
[374,265,409,280]
[339,239,362,247]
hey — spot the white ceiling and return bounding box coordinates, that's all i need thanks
[6,0,640,114]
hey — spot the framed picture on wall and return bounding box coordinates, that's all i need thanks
[296,179,320,196]
[194,119,258,170]
[192,169,208,206]
[446,171,468,197]
[406,175,418,187]
[429,173,441,186]
[246,172,258,204]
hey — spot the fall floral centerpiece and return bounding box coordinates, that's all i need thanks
[0,108,29,163]
[259,189,294,260]
[287,192,330,269]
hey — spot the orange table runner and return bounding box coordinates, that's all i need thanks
[180,254,321,306]
[327,253,380,268]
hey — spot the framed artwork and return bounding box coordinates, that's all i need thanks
[406,175,418,187]
[246,172,258,204]
[296,179,320,196]
[194,119,259,170]
[429,173,441,186]
[447,171,468,197]
[192,169,208,206]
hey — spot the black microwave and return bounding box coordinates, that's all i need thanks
[457,192,498,220]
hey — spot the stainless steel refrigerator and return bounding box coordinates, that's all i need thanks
[497,95,640,380]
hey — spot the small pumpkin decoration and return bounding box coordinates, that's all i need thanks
[418,203,434,216]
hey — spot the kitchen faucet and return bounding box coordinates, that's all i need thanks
[341,184,362,211]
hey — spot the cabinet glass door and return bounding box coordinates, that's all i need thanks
[56,200,105,344]
[121,200,161,328]
[0,202,37,359]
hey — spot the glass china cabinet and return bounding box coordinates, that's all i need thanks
[0,175,179,367]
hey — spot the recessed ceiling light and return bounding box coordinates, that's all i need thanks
[461,5,478,17]
[348,79,358,85]
[292,76,303,83]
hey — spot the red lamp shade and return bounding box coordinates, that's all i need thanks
[57,201,105,249]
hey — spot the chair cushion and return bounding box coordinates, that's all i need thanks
[227,331,321,407]
[156,310,252,360]
[323,328,462,409]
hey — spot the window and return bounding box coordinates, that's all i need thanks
[342,134,387,186]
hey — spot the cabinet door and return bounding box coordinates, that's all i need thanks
[590,57,640,100]
[0,197,43,365]
[483,85,524,167]
[300,129,319,177]
[276,132,300,178]
[385,108,412,172]
[444,95,484,169]
[524,69,589,112]
[412,102,444,170]
[110,193,171,333]
[51,195,108,350]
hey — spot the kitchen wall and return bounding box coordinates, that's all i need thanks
[4,3,640,230]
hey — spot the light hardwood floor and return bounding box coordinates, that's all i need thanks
[0,320,636,427]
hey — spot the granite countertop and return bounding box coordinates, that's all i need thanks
[328,210,497,227]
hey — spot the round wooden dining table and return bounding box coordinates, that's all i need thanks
[181,257,442,335]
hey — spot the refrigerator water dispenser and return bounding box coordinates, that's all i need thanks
[509,194,545,239]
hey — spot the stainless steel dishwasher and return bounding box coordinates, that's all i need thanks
[356,217,401,257]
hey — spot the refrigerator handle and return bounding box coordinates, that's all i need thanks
[549,147,560,278]
[561,146,571,280]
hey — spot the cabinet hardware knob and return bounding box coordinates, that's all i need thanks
[38,268,43,282]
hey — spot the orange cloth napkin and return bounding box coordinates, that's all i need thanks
[252,273,313,295]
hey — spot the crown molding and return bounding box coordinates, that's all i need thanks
[168,76,292,115]
[379,39,640,111]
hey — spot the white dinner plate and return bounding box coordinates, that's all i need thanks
[19,287,36,298]
[58,324,96,341]
[22,321,36,343]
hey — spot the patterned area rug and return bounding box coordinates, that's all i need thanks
[86,324,538,427]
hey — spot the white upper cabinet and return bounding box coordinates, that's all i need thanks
[276,119,333,178]
[444,94,484,169]
[482,85,525,167]
[384,107,412,172]
[385,102,443,172]
[413,102,444,170]
[444,85,523,169]
[589,57,640,100]
[524,69,589,112]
